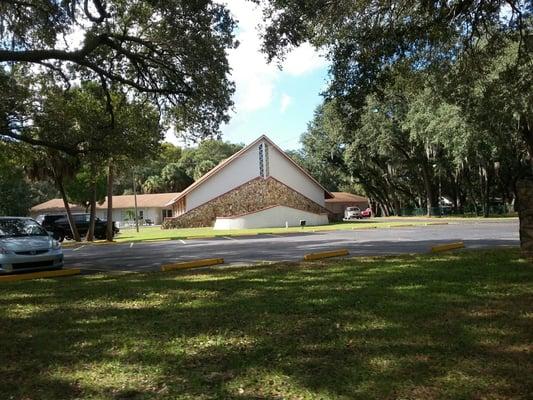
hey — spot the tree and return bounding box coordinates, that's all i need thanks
[160,164,193,192]
[142,176,165,194]
[26,150,83,241]
[66,170,107,212]
[0,1,237,145]
[25,80,162,241]
[64,82,162,241]
[0,143,33,216]
[259,0,532,248]
[179,140,244,179]
[65,168,107,240]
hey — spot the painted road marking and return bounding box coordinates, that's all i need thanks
[223,236,237,241]
[130,242,134,248]
[72,245,86,252]
[179,240,186,244]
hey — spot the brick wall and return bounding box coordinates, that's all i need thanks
[163,177,330,228]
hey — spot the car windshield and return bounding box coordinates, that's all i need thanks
[0,219,49,238]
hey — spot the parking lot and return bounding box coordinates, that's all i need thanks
[63,220,520,273]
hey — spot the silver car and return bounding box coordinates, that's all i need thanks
[344,207,362,220]
[0,217,63,274]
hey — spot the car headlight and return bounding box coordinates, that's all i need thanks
[51,240,62,250]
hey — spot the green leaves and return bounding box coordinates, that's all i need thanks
[1,0,238,140]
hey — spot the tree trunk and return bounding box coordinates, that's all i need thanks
[106,161,114,241]
[55,177,81,242]
[86,179,97,241]
[516,176,533,257]
[517,115,533,255]
[421,164,437,216]
[394,199,401,216]
[480,165,492,218]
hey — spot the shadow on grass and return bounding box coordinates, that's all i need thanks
[0,249,531,399]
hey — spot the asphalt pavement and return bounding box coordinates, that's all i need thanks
[63,220,520,273]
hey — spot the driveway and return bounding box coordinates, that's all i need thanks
[63,220,520,273]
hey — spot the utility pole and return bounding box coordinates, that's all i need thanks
[133,169,139,233]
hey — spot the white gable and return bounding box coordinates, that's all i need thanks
[186,142,261,211]
[183,136,328,212]
[267,142,326,206]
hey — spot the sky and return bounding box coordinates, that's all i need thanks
[167,0,330,151]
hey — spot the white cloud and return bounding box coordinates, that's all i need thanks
[283,43,328,76]
[280,93,292,113]
[222,0,327,113]
[227,28,277,112]
[168,1,329,146]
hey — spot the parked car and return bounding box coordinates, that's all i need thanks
[36,213,119,242]
[0,217,63,274]
[344,206,362,220]
[360,207,372,218]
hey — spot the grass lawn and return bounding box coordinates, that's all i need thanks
[114,220,435,243]
[1,249,531,399]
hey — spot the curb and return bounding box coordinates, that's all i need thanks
[303,249,350,261]
[161,258,224,272]
[426,222,449,226]
[0,268,81,282]
[431,242,465,253]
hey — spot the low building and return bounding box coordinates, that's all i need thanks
[325,192,369,221]
[164,135,333,229]
[30,193,178,227]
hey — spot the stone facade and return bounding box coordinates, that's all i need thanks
[163,177,329,228]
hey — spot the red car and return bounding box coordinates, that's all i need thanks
[360,208,372,218]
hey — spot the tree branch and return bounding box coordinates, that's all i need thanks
[1,131,80,156]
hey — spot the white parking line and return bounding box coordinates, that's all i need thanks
[223,236,237,241]
[130,242,134,248]
[72,245,86,252]
[179,240,186,244]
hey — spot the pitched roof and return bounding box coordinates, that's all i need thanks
[166,135,333,206]
[31,192,179,212]
[31,199,85,213]
[98,193,179,208]
[326,192,369,203]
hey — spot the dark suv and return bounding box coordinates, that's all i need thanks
[36,213,119,241]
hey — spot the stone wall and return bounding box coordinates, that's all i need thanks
[163,177,329,228]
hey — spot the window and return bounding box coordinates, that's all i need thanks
[0,219,48,238]
[162,209,172,219]
[74,214,90,223]
[175,198,186,216]
[139,210,144,220]
[258,143,265,177]
[264,143,270,176]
